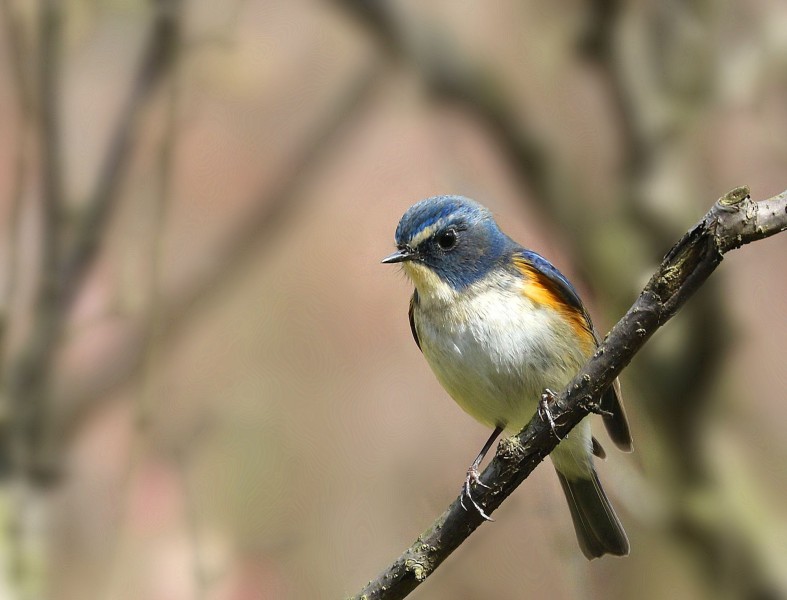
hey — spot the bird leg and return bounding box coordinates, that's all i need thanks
[460,425,503,521]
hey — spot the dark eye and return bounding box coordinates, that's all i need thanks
[436,229,458,250]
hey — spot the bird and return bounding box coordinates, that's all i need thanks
[381,195,631,559]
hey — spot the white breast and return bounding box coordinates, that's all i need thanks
[410,269,596,477]
[408,268,596,478]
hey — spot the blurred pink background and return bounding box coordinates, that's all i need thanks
[0,1,786,599]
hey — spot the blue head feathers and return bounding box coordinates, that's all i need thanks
[383,195,514,290]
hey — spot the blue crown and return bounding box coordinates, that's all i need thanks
[394,195,491,247]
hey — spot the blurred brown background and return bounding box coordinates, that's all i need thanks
[0,1,786,599]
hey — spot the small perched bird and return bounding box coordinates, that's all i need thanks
[382,195,631,559]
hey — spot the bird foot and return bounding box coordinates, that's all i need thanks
[460,466,494,522]
[580,397,614,418]
[538,389,562,441]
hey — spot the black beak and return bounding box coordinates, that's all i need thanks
[381,247,416,264]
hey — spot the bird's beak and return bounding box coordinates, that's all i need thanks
[381,247,416,264]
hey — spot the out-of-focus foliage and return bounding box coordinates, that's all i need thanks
[0,1,786,599]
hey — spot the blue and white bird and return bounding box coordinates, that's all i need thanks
[382,195,631,559]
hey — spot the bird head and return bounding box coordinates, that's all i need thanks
[382,195,512,295]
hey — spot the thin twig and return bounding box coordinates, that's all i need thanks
[58,59,386,439]
[0,0,34,111]
[58,0,183,307]
[5,0,65,592]
[352,186,787,600]
[18,0,66,468]
[98,4,184,598]
[4,0,185,485]
[0,0,33,374]
[38,0,63,283]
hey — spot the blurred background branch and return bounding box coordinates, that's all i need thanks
[57,57,384,442]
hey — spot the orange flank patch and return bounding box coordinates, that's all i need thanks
[513,258,596,354]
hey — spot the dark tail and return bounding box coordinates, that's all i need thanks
[600,379,633,452]
[556,469,629,559]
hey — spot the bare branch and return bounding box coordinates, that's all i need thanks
[5,0,184,483]
[352,186,787,600]
[7,0,66,480]
[334,0,572,223]
[58,0,183,306]
[0,0,35,112]
[57,60,385,441]
[0,0,34,363]
[38,0,64,281]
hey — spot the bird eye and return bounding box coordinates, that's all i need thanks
[436,229,458,250]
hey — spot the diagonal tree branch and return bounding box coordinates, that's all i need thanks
[352,186,787,600]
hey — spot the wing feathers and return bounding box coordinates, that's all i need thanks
[408,290,421,351]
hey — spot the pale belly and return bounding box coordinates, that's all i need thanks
[413,287,594,477]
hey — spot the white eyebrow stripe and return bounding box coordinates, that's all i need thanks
[409,219,445,247]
